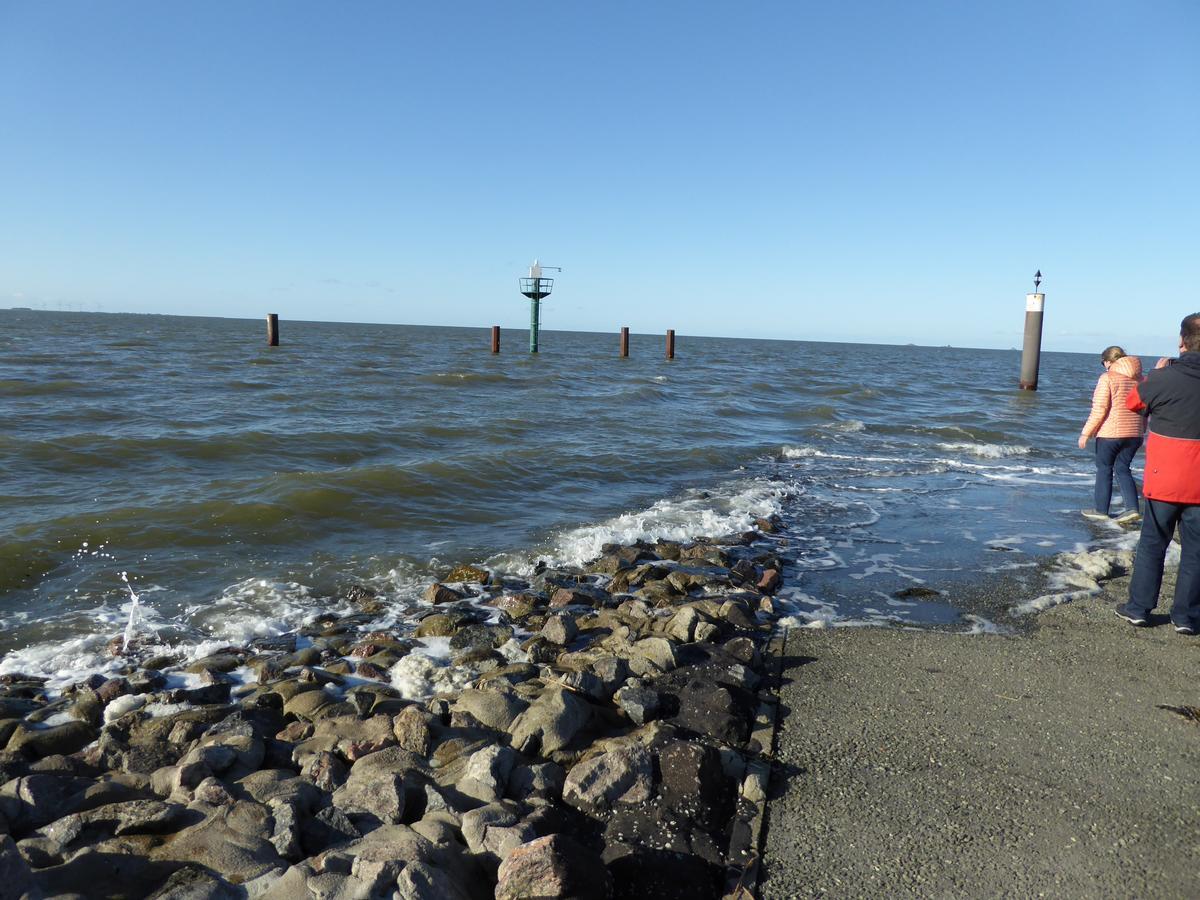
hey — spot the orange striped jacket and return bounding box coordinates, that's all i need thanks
[1081,355,1145,439]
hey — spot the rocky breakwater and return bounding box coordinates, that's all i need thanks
[0,526,787,900]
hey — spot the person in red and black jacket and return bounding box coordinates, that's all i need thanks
[1115,313,1200,634]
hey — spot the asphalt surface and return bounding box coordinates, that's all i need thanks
[759,575,1200,899]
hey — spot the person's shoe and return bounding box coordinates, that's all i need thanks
[1114,509,1141,524]
[1174,623,1197,636]
[1081,509,1111,521]
[1114,604,1148,626]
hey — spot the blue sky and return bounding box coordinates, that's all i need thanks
[2,1,1197,354]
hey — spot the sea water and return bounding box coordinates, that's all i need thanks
[0,310,1135,687]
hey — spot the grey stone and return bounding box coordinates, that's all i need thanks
[460,801,536,866]
[451,689,527,733]
[145,865,238,899]
[5,720,95,759]
[542,614,578,646]
[392,706,433,756]
[631,637,678,672]
[496,833,613,900]
[508,762,566,802]
[152,800,283,883]
[615,684,660,726]
[508,685,592,757]
[0,835,34,899]
[457,744,517,804]
[562,745,654,812]
[395,861,473,900]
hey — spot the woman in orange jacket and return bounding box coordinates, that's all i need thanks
[1078,346,1144,522]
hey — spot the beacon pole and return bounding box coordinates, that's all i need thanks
[1019,270,1045,391]
[519,260,561,354]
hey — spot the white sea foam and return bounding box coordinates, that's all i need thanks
[493,477,792,574]
[1011,543,1138,615]
[935,441,1031,459]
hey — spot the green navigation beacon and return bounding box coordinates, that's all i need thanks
[519,259,561,353]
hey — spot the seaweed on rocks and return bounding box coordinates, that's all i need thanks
[0,531,789,899]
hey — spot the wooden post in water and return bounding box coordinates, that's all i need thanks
[266,314,279,346]
[491,325,500,354]
[666,329,675,360]
[620,327,630,358]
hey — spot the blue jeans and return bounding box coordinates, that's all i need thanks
[1094,436,1141,514]
[1127,499,1200,628]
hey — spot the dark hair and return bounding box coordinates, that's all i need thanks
[1100,345,1126,363]
[1182,313,1200,352]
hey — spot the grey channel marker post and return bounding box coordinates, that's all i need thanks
[266,313,279,346]
[1019,270,1044,391]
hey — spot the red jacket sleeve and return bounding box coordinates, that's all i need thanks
[1126,384,1147,413]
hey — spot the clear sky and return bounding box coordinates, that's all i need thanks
[2,1,1197,354]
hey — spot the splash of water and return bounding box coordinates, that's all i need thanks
[120,571,141,651]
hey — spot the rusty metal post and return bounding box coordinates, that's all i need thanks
[620,327,629,358]
[666,329,675,360]
[491,325,500,354]
[266,314,279,346]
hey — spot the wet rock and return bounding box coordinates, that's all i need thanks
[614,684,660,726]
[658,741,732,829]
[6,720,95,760]
[300,806,362,855]
[562,745,654,812]
[449,623,512,653]
[666,607,703,643]
[445,564,490,585]
[332,767,406,824]
[152,800,283,884]
[522,636,561,665]
[496,833,613,900]
[633,580,680,606]
[452,689,527,733]
[722,635,761,668]
[0,834,34,898]
[423,583,463,605]
[489,593,543,622]
[395,860,473,900]
[757,568,781,594]
[415,614,456,638]
[282,687,342,721]
[556,669,606,701]
[542,614,579,646]
[477,663,539,688]
[145,864,238,899]
[392,706,433,757]
[508,685,592,758]
[630,637,678,672]
[0,698,40,721]
[590,657,631,694]
[461,800,536,867]
[508,762,566,803]
[184,653,243,675]
[458,745,517,804]
[0,774,95,834]
[300,751,348,793]
[343,583,379,606]
[666,679,754,745]
[603,844,724,900]
[893,585,940,598]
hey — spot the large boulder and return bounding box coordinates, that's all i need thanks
[508,686,591,758]
[496,834,613,900]
[562,745,654,812]
[151,801,283,884]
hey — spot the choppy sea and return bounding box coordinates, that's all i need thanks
[1,310,1137,688]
